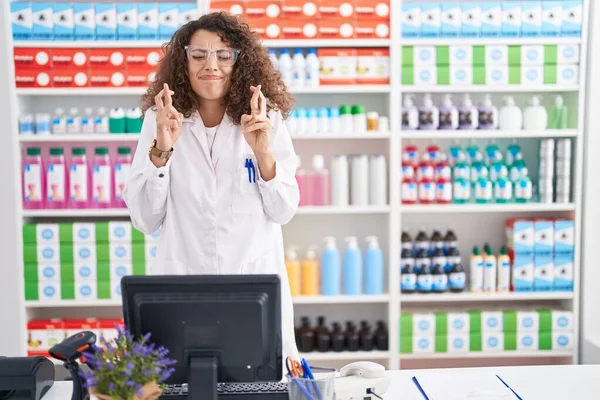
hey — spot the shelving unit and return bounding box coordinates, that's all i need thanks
[1,0,590,371]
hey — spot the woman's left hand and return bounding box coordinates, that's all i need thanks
[241,85,272,156]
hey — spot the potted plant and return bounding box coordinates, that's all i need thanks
[80,325,177,400]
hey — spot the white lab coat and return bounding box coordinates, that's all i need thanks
[123,107,300,367]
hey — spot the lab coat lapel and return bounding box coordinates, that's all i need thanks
[188,113,213,172]
[210,113,235,169]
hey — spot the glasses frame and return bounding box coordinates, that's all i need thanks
[184,45,241,67]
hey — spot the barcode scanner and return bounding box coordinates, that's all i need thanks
[49,331,97,400]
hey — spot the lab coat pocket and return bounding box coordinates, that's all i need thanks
[233,156,263,215]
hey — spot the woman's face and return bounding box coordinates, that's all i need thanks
[187,29,234,102]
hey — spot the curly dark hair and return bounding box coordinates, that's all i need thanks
[141,12,294,124]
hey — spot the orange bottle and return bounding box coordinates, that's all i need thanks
[285,247,301,297]
[301,247,320,296]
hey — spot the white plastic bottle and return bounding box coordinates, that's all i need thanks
[67,108,81,133]
[268,48,278,70]
[278,49,293,88]
[291,49,306,89]
[483,245,497,292]
[499,96,523,131]
[350,155,369,206]
[329,108,341,134]
[307,108,319,133]
[402,95,419,130]
[81,108,95,134]
[52,108,67,134]
[369,155,387,205]
[523,95,548,130]
[294,108,307,135]
[317,107,329,133]
[95,107,109,133]
[470,246,484,293]
[305,48,320,88]
[340,105,354,134]
[331,155,349,206]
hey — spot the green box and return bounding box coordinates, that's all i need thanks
[538,310,553,333]
[508,45,521,66]
[544,45,558,65]
[473,65,486,85]
[435,312,448,335]
[436,65,450,85]
[61,281,75,300]
[98,280,111,299]
[469,311,482,334]
[544,64,557,84]
[509,65,521,84]
[401,313,413,337]
[472,45,485,66]
[24,282,39,301]
[402,46,414,66]
[22,224,37,244]
[436,46,450,66]
[539,332,553,350]
[23,263,38,283]
[503,311,517,333]
[400,336,413,354]
[470,333,482,352]
[504,332,517,351]
[435,334,447,353]
[402,66,414,85]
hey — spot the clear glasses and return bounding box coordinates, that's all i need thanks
[184,46,240,66]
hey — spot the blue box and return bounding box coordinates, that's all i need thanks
[461,3,481,38]
[401,2,421,38]
[534,256,554,291]
[74,3,95,40]
[510,220,534,255]
[159,3,179,40]
[521,1,542,37]
[117,3,138,40]
[562,1,583,37]
[32,3,54,40]
[420,3,441,38]
[481,2,501,37]
[95,3,117,40]
[512,255,534,292]
[554,255,574,291]
[542,1,562,37]
[53,3,74,41]
[11,2,32,40]
[138,3,159,40]
[534,220,554,255]
[501,1,521,38]
[441,3,460,38]
[554,220,574,255]
[179,3,199,26]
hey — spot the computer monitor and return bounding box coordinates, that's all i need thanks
[121,274,283,400]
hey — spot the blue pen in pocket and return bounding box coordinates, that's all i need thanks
[245,157,257,183]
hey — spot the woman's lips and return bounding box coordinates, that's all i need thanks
[199,75,223,80]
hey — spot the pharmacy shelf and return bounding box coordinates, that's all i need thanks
[13,40,168,48]
[25,300,121,308]
[400,37,582,46]
[401,203,576,214]
[22,209,130,218]
[262,39,391,48]
[400,351,574,360]
[400,292,574,304]
[401,129,579,140]
[295,206,390,215]
[403,85,580,93]
[19,134,140,143]
[291,132,390,140]
[300,351,390,361]
[292,85,390,94]
[293,295,390,304]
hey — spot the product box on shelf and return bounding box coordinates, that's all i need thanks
[11,2,33,40]
[542,1,563,37]
[318,0,355,19]
[318,17,355,39]
[502,1,522,38]
[74,3,96,41]
[450,65,472,85]
[253,18,283,39]
[449,45,472,65]
[562,0,583,37]
[401,2,420,38]
[51,48,89,68]
[27,319,64,356]
[554,255,574,291]
[481,2,501,37]
[356,48,389,84]
[355,0,390,21]
[52,69,89,88]
[179,3,200,25]
[125,48,162,68]
[159,3,180,40]
[244,0,282,20]
[484,45,509,65]
[506,219,535,255]
[534,256,555,291]
[53,3,74,41]
[554,219,575,255]
[117,3,138,40]
[95,3,117,40]
[557,64,579,84]
[521,1,543,37]
[137,3,159,40]
[89,48,125,69]
[280,0,317,19]
[461,2,481,38]
[481,332,504,351]
[441,2,460,38]
[127,68,155,87]
[355,19,389,39]
[534,220,554,255]
[318,48,357,85]
[420,3,441,38]
[32,3,53,40]
[558,44,580,64]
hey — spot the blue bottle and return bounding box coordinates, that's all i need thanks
[343,236,363,295]
[364,236,384,295]
[321,237,341,295]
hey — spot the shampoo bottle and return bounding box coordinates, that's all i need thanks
[321,237,341,295]
[523,95,547,130]
[310,155,330,206]
[296,156,310,206]
[418,94,439,130]
[438,94,459,130]
[548,95,568,129]
[23,147,45,209]
[470,246,484,292]
[109,107,126,133]
[458,94,479,130]
[483,244,497,292]
[499,96,523,131]
[364,236,384,295]
[301,247,320,296]
[343,237,363,295]
[497,246,511,292]
[402,95,419,130]
[478,94,499,130]
[331,155,349,206]
[285,247,302,297]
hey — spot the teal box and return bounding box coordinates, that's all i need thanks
[501,1,521,38]
[178,3,199,26]
[32,3,54,40]
[481,2,501,37]
[461,3,481,37]
[11,2,33,40]
[521,1,542,37]
[74,3,95,40]
[53,3,74,41]
[562,1,583,37]
[159,3,179,40]
[138,3,159,40]
[534,256,554,291]
[117,3,138,40]
[554,255,574,291]
[401,3,421,38]
[420,3,441,38]
[541,1,562,37]
[441,3,460,38]
[95,3,116,40]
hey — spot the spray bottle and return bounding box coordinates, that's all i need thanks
[483,244,497,292]
[470,246,484,292]
[548,95,568,129]
[285,247,301,297]
[343,237,363,295]
[302,246,320,296]
[321,237,341,295]
[364,236,384,295]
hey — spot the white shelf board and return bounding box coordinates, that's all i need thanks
[19,134,139,143]
[295,206,390,215]
[400,292,574,303]
[300,351,390,361]
[13,40,167,48]
[262,39,390,47]
[401,203,576,214]
[292,85,390,94]
[291,132,390,140]
[400,351,574,360]
[293,295,390,304]
[400,37,582,46]
[25,300,121,308]
[401,129,578,140]
[22,209,130,218]
[403,85,580,93]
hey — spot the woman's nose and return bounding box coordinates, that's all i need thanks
[204,52,219,70]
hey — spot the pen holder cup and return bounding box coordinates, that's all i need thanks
[287,367,336,400]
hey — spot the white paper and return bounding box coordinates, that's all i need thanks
[414,371,518,399]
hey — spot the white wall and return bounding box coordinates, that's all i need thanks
[581,0,600,364]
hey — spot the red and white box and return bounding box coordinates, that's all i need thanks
[64,318,100,341]
[15,69,52,88]
[356,48,389,84]
[245,0,282,20]
[89,48,126,70]
[355,18,389,38]
[281,0,319,19]
[52,68,89,88]
[210,0,245,16]
[318,0,355,18]
[251,18,282,39]
[318,48,357,85]
[355,0,390,20]
[125,48,162,69]
[14,48,51,69]
[89,69,126,87]
[27,319,65,357]
[319,18,355,39]
[127,68,155,87]
[51,48,89,68]
[282,19,319,39]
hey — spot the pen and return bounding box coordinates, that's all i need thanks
[301,358,322,400]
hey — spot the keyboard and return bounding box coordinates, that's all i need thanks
[160,382,289,399]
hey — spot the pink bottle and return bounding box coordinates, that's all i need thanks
[296,156,311,207]
[91,147,113,208]
[22,147,45,209]
[114,147,132,208]
[46,147,68,209]
[69,147,90,209]
[310,154,329,206]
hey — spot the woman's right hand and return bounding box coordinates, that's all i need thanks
[155,83,183,151]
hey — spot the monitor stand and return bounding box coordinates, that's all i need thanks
[186,350,221,400]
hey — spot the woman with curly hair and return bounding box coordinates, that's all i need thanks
[123,12,300,361]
